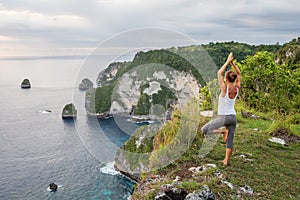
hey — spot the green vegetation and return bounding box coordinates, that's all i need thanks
[97,61,131,86]
[87,49,207,114]
[87,40,286,115]
[200,86,212,110]
[130,50,206,86]
[62,103,77,118]
[133,84,178,115]
[121,126,154,153]
[133,93,151,115]
[152,85,177,108]
[202,41,281,68]
[129,105,300,199]
[21,78,31,88]
[239,51,299,115]
[276,37,300,69]
[85,84,114,114]
[79,78,93,90]
[21,78,30,85]
[117,37,300,199]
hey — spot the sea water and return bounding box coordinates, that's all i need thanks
[0,58,136,200]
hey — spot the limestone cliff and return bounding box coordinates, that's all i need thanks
[86,49,204,118]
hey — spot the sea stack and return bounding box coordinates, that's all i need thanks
[79,78,93,91]
[49,183,58,192]
[21,78,31,89]
[62,103,77,119]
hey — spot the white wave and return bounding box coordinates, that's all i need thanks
[39,109,52,114]
[100,161,120,176]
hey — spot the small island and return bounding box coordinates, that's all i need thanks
[79,78,93,91]
[62,103,77,119]
[48,183,58,192]
[21,78,31,89]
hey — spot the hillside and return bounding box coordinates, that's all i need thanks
[86,49,208,117]
[128,115,300,199]
[275,37,300,69]
[85,41,282,117]
[112,37,300,199]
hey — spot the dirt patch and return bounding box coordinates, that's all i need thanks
[174,162,195,180]
[271,128,300,144]
[157,161,196,180]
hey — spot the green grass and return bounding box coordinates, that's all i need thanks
[198,120,300,199]
[291,124,300,137]
[212,127,300,199]
[200,119,300,199]
[131,117,300,200]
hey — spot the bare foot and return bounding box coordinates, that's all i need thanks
[220,159,228,166]
[222,129,228,142]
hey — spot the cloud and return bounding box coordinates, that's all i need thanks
[0,35,15,41]
[0,0,299,56]
[0,8,91,33]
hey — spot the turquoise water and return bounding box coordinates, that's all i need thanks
[0,59,135,199]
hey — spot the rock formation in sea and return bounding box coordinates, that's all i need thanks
[49,183,58,192]
[21,78,31,89]
[62,103,77,119]
[79,78,93,91]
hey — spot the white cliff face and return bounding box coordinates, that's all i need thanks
[143,81,161,96]
[168,71,200,107]
[110,66,201,114]
[97,62,128,87]
[153,71,167,80]
[111,73,141,114]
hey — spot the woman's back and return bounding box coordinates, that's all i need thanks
[218,85,239,115]
[227,85,238,99]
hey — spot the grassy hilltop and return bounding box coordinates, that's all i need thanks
[114,37,300,199]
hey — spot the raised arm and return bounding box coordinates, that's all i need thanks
[218,53,233,93]
[230,60,241,89]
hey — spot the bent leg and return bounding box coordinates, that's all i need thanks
[201,116,226,134]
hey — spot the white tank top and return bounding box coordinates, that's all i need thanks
[218,86,238,115]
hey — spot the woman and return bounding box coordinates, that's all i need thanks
[201,52,241,165]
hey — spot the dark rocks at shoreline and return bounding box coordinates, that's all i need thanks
[131,116,151,123]
[86,112,112,119]
[114,150,142,182]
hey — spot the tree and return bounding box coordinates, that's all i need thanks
[240,51,299,114]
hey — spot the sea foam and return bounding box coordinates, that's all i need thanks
[100,161,120,176]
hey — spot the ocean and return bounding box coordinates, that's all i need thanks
[0,58,136,200]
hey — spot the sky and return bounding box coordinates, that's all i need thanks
[0,0,299,57]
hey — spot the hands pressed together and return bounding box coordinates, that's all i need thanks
[227,52,234,63]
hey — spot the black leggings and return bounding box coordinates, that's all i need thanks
[201,115,237,149]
